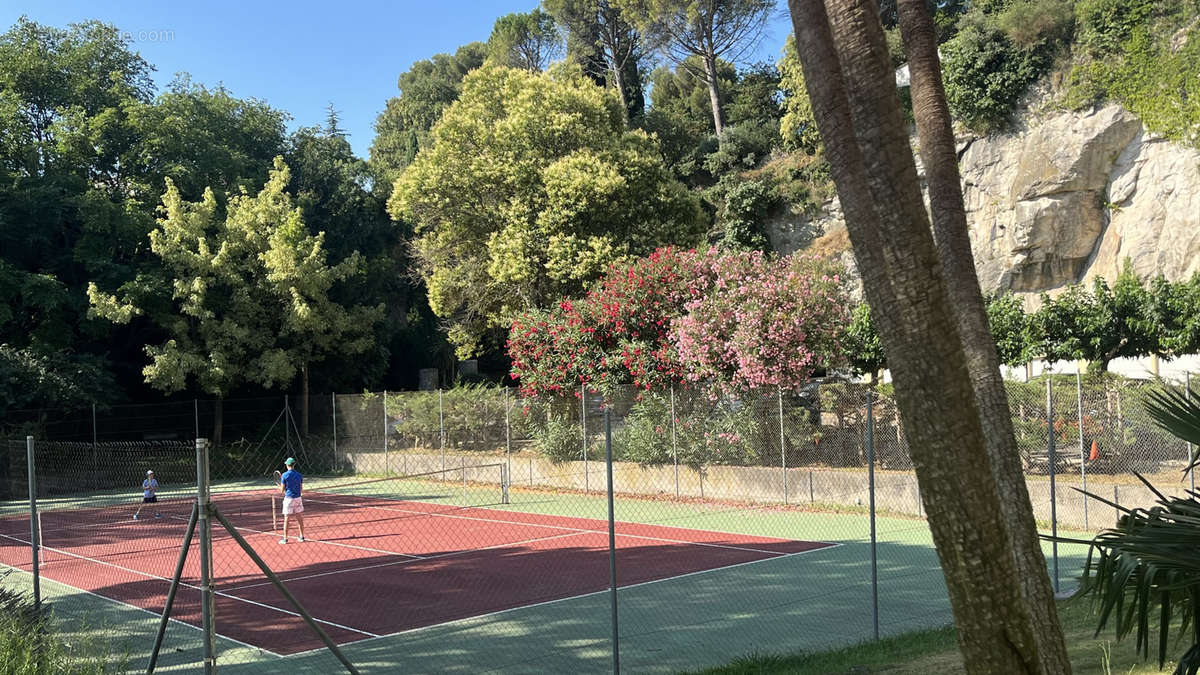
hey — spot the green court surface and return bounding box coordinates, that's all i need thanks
[0,481,1092,674]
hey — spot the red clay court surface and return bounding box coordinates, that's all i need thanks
[0,489,835,656]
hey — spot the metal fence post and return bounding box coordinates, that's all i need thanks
[1047,377,1059,593]
[196,438,215,674]
[604,408,620,674]
[92,403,98,487]
[866,391,879,641]
[439,388,446,472]
[26,436,39,610]
[670,385,679,498]
[1189,372,1195,494]
[194,399,199,441]
[779,387,787,504]
[383,390,390,475]
[504,388,512,503]
[332,392,338,472]
[1076,365,1088,530]
[581,385,589,494]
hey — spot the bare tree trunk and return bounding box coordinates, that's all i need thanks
[897,1,1070,671]
[786,0,1069,672]
[610,58,629,122]
[702,53,724,136]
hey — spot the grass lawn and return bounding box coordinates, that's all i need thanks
[685,597,1180,675]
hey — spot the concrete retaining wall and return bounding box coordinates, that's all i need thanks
[342,449,1173,532]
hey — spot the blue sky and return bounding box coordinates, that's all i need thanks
[1,1,795,158]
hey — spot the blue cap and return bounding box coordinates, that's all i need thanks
[284,457,296,466]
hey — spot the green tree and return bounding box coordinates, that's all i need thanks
[1090,263,1162,369]
[1151,272,1200,358]
[778,35,821,152]
[985,292,1029,366]
[844,302,887,378]
[369,42,488,180]
[389,64,704,358]
[617,0,775,136]
[544,0,647,119]
[89,159,382,440]
[129,75,288,202]
[1025,284,1099,365]
[0,18,154,399]
[488,10,564,72]
[285,125,407,393]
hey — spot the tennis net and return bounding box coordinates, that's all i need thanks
[281,462,509,514]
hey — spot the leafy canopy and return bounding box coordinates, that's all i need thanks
[89,159,382,396]
[389,64,703,358]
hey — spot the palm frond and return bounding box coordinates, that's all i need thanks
[1143,379,1200,473]
[1059,475,1200,668]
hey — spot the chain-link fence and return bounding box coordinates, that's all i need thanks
[0,372,1192,672]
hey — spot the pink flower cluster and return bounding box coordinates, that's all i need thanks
[507,246,849,397]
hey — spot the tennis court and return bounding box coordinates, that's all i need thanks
[0,471,835,657]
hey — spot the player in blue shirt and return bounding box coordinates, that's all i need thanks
[134,470,160,520]
[278,457,306,543]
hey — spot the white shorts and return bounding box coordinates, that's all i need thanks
[282,497,304,515]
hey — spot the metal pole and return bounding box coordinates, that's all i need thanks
[582,385,589,494]
[194,399,199,441]
[27,436,39,610]
[1047,377,1059,593]
[283,395,289,458]
[866,391,879,640]
[196,438,215,674]
[332,393,338,472]
[210,508,360,674]
[92,403,98,488]
[779,387,787,504]
[604,408,620,674]
[1189,372,1195,494]
[1114,485,1120,523]
[1077,365,1088,530]
[504,388,512,504]
[147,501,199,674]
[670,385,679,498]
[439,389,445,472]
[383,390,390,475]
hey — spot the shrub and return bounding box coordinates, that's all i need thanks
[1074,0,1154,54]
[533,417,586,462]
[707,176,779,251]
[386,385,508,451]
[701,120,779,176]
[942,18,1048,131]
[0,571,129,674]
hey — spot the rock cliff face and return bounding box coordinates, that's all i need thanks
[961,104,1200,295]
[771,103,1200,300]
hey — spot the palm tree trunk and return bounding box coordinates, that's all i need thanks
[786,0,1069,671]
[896,1,1070,671]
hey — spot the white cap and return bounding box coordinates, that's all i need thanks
[147,470,154,475]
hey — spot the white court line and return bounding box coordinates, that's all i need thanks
[290,541,845,658]
[224,530,586,592]
[0,559,279,656]
[302,495,828,557]
[0,531,379,639]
